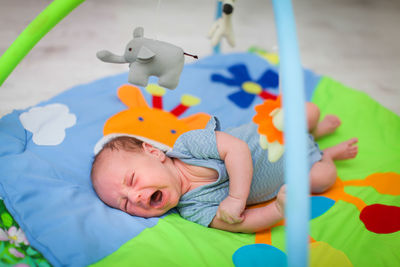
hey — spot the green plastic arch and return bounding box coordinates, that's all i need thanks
[0,0,85,86]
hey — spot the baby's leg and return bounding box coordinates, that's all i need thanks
[310,138,358,193]
[323,137,358,160]
[305,102,341,139]
[305,102,321,132]
[312,115,341,139]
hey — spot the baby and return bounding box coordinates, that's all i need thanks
[91,102,358,233]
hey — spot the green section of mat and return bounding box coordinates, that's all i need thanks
[311,198,400,267]
[312,77,400,180]
[309,76,400,266]
[91,213,254,267]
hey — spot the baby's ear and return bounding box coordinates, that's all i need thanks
[142,143,166,161]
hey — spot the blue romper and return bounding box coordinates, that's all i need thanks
[166,117,322,227]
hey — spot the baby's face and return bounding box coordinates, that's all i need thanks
[93,146,181,217]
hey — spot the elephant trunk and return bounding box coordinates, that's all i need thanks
[96,50,127,64]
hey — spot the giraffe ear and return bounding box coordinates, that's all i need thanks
[180,113,211,131]
[117,85,149,109]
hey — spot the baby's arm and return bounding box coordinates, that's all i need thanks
[210,185,286,233]
[215,131,253,224]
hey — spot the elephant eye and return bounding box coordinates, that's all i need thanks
[128,48,132,52]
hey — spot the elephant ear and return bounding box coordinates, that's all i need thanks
[133,27,144,38]
[137,46,155,60]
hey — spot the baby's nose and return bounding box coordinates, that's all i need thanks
[129,191,146,205]
[133,192,143,202]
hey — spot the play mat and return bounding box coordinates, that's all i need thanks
[0,50,399,267]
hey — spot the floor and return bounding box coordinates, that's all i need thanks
[1,0,399,117]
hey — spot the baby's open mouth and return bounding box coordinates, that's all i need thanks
[150,190,163,207]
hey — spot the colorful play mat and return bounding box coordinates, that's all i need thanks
[0,50,399,266]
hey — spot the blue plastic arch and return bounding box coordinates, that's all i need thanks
[0,1,309,266]
[272,1,309,266]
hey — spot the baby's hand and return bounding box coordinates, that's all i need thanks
[275,185,286,217]
[216,195,246,224]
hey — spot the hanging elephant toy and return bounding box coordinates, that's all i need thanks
[96,27,197,90]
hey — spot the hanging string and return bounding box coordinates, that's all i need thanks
[154,0,162,40]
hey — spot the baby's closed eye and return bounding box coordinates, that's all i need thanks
[124,172,135,188]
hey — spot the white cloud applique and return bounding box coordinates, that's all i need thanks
[19,103,77,146]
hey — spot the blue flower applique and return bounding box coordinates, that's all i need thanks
[211,64,279,108]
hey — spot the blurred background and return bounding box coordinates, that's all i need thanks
[1,0,399,117]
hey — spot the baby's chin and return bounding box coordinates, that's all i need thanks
[135,209,168,218]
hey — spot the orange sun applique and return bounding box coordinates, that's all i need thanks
[100,84,210,149]
[252,95,284,162]
[253,95,283,144]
